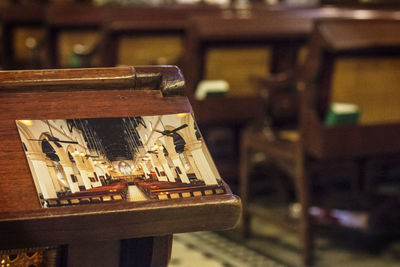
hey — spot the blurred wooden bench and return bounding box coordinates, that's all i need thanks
[183,12,312,185]
[240,17,400,266]
[46,5,104,68]
[0,4,46,69]
[0,65,241,266]
[100,5,219,69]
[184,12,312,124]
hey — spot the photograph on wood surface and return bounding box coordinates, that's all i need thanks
[15,113,225,208]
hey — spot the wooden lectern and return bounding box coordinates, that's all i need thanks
[0,66,241,266]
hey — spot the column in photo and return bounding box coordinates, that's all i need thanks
[59,159,80,193]
[139,160,152,179]
[94,164,108,185]
[52,145,80,193]
[201,145,222,181]
[45,158,62,193]
[180,115,218,185]
[186,141,218,185]
[26,151,58,199]
[70,151,93,189]
[85,157,102,187]
[149,153,168,182]
[158,115,195,183]
[155,140,176,182]
[160,134,190,184]
[184,151,203,181]
[136,116,168,182]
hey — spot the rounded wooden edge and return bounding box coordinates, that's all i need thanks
[0,194,242,249]
[0,66,185,96]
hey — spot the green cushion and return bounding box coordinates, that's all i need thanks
[325,103,361,126]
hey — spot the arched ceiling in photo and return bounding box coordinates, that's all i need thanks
[68,118,141,162]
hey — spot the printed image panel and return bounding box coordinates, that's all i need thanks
[15,113,225,208]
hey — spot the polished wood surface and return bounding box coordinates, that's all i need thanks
[0,195,240,249]
[0,65,186,96]
[0,66,241,262]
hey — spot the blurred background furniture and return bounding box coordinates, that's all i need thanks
[100,5,220,69]
[46,5,103,68]
[240,17,400,266]
[101,6,188,68]
[184,13,312,185]
[1,4,46,69]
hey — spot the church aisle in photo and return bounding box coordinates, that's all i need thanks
[16,113,226,208]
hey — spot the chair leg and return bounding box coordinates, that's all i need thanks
[295,151,313,266]
[299,177,313,266]
[239,135,252,238]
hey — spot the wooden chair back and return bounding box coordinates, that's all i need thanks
[46,5,103,68]
[1,4,46,69]
[300,18,400,158]
[185,13,312,98]
[101,5,219,68]
[320,0,400,8]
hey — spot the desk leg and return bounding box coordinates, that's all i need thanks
[120,235,173,267]
[66,235,172,267]
[67,240,120,267]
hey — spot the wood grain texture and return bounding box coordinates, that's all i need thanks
[119,235,172,267]
[192,97,264,124]
[0,67,135,91]
[0,89,191,213]
[0,66,241,250]
[0,66,185,96]
[67,240,120,267]
[0,195,241,249]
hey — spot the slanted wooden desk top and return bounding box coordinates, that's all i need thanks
[0,66,241,252]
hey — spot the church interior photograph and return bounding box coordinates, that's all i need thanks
[16,114,225,208]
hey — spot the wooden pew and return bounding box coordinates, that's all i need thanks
[0,66,241,266]
[135,179,227,200]
[299,17,400,265]
[101,6,188,68]
[46,4,103,68]
[320,0,400,8]
[184,12,312,124]
[183,12,312,184]
[100,5,220,69]
[0,4,46,69]
[46,181,128,207]
[240,17,400,266]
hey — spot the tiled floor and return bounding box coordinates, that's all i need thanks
[170,232,284,267]
[244,217,400,267]
[170,218,400,267]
